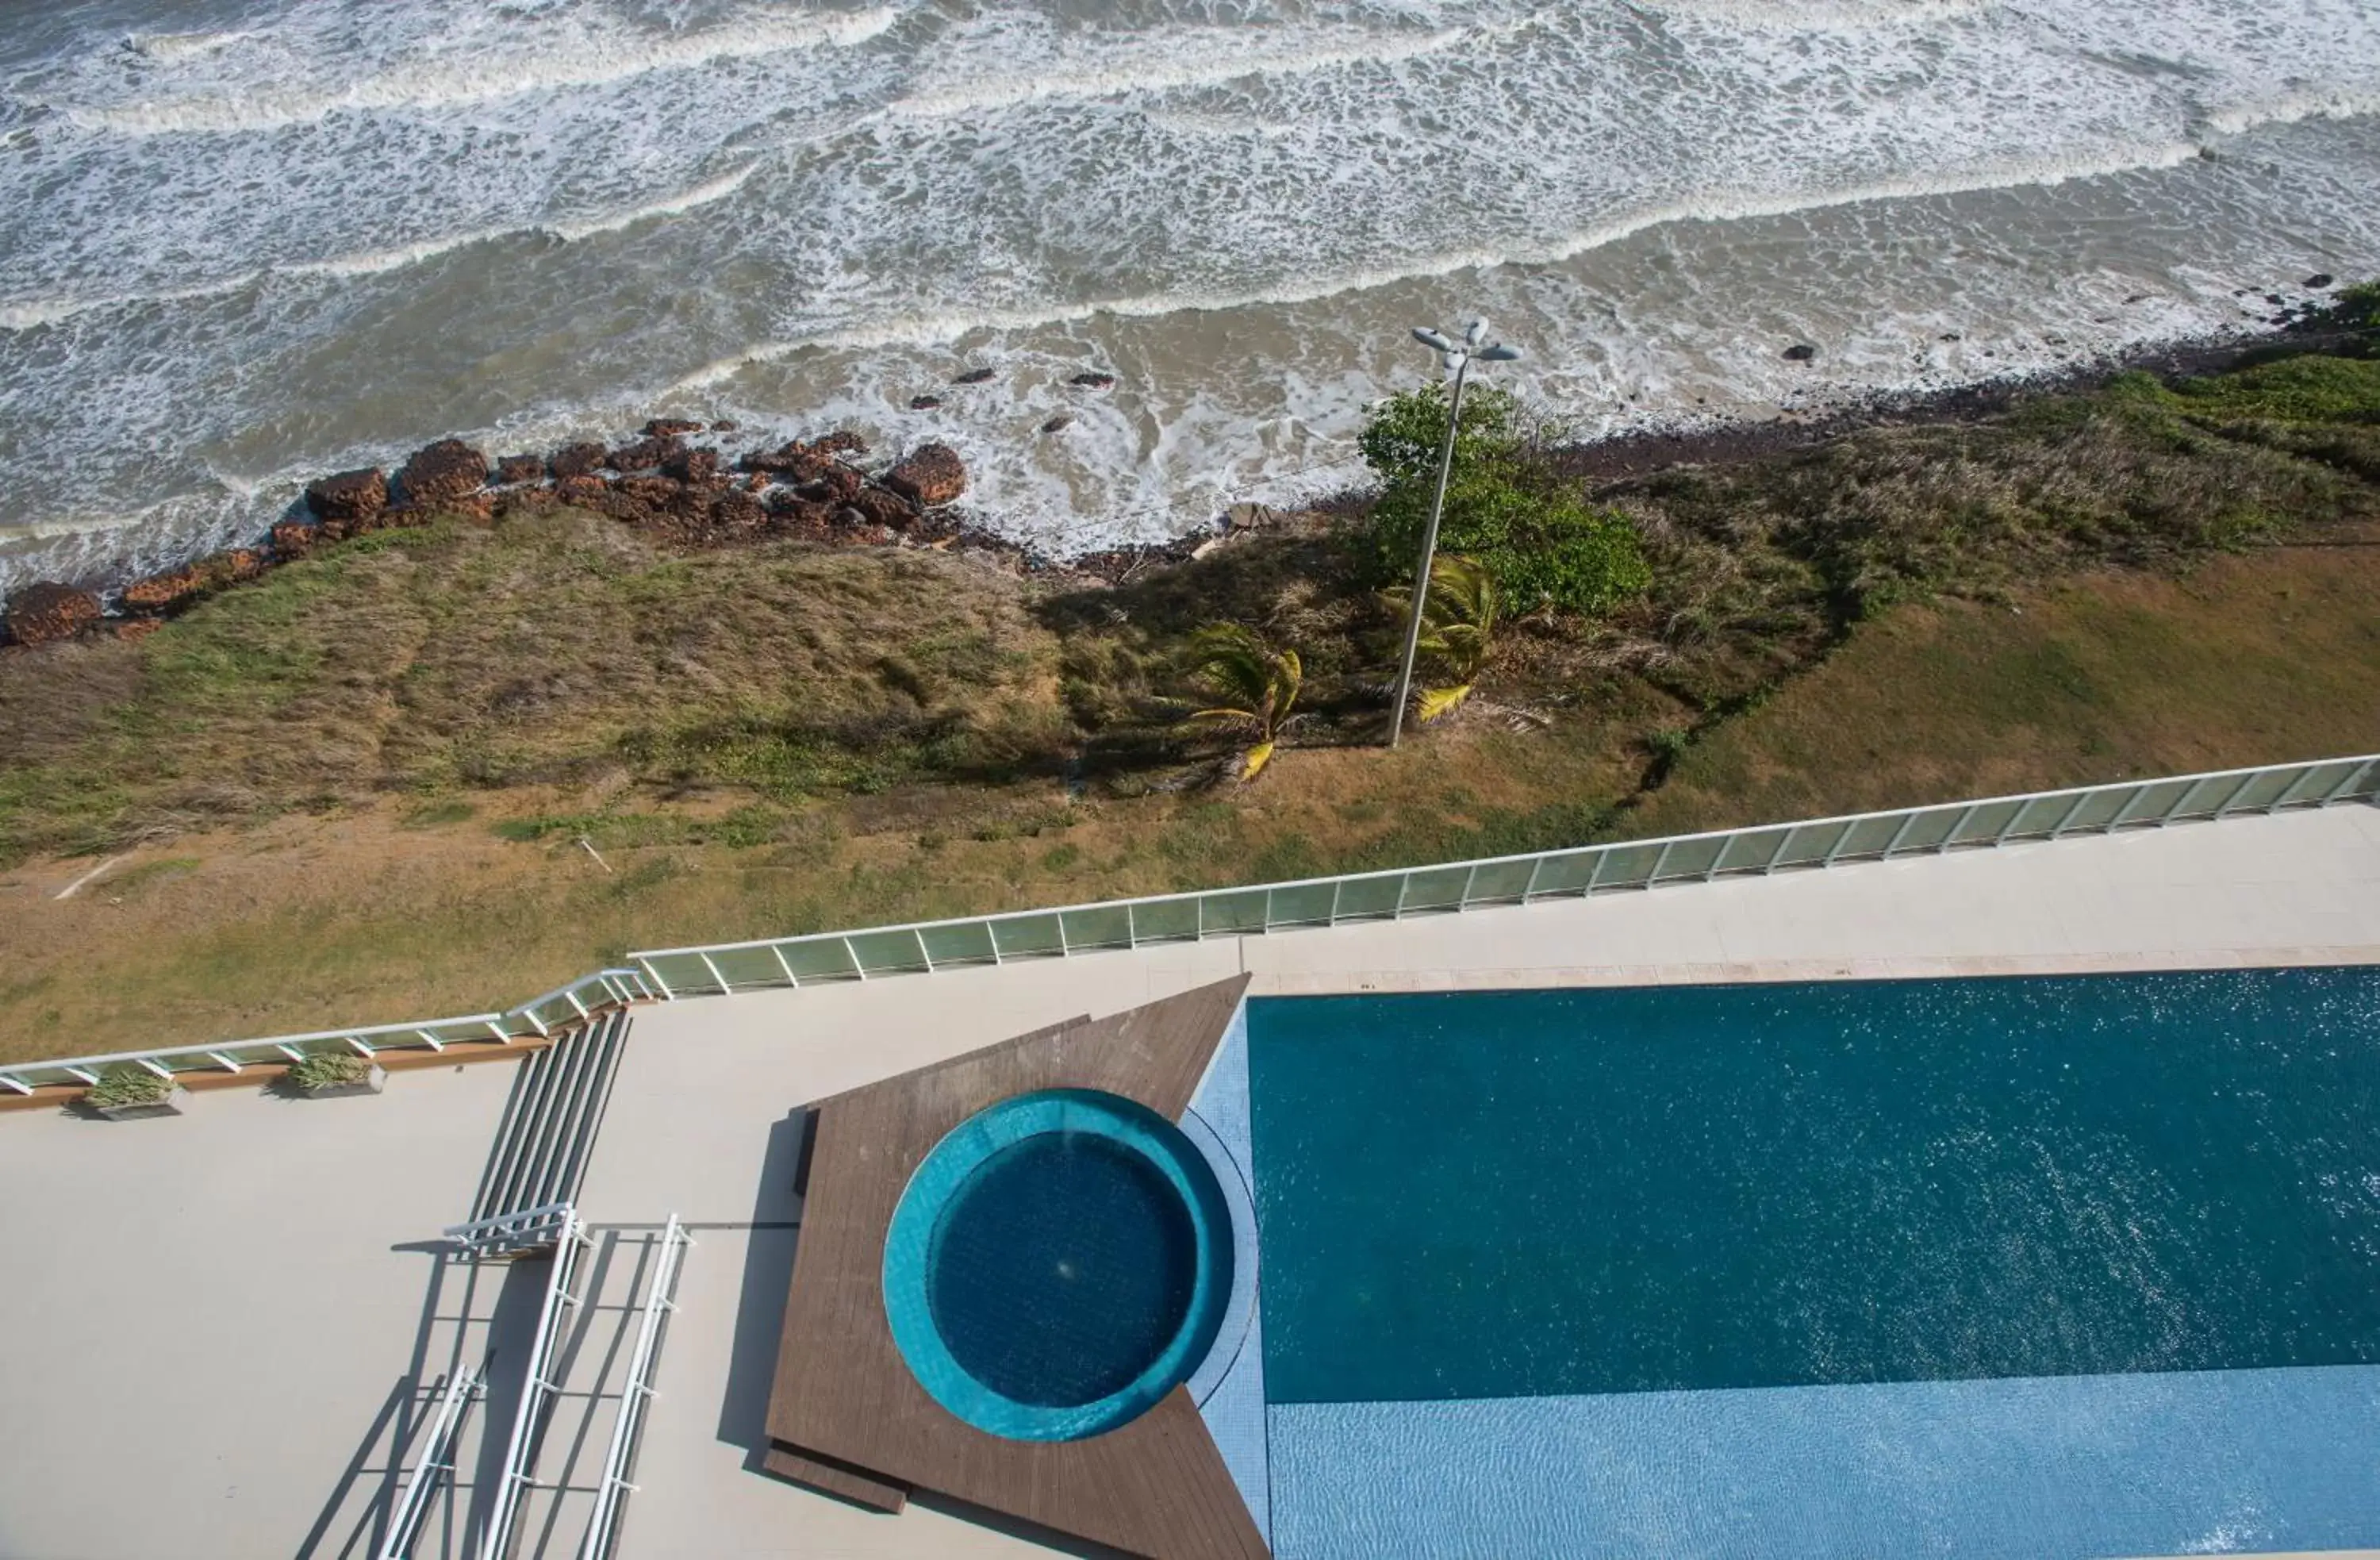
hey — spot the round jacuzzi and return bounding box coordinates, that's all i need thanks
[881,1088,1234,1441]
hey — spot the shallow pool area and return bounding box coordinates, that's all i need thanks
[1239,968,2380,1557]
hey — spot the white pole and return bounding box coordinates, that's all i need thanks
[1389,353,1471,749]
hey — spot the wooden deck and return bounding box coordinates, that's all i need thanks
[762,976,1269,1559]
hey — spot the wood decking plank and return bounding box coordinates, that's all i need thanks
[762,976,1267,1559]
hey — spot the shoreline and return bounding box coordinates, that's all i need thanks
[0,311,2362,644]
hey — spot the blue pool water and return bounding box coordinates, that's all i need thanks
[884,1088,1234,1442]
[1239,969,2380,1557]
[931,1132,1198,1407]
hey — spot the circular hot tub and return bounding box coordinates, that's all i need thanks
[881,1089,1234,1441]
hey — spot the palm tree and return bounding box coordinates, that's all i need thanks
[1177,624,1303,782]
[1383,554,1501,724]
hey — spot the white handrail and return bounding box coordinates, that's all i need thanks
[2,757,2373,1095]
[475,1205,589,1560]
[376,1365,482,1560]
[578,1215,691,1560]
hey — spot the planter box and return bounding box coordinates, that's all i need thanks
[93,1085,190,1121]
[299,1063,387,1099]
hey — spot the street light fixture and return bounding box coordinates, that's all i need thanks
[1388,318,1522,748]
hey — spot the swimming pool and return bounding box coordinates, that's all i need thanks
[1211,968,2380,1558]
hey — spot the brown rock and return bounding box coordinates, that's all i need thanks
[608,434,679,474]
[711,418,739,432]
[616,475,685,510]
[1069,371,1116,389]
[954,367,996,385]
[271,520,319,558]
[883,443,967,507]
[555,474,611,508]
[305,467,387,524]
[813,430,868,456]
[397,439,489,506]
[644,418,704,439]
[1041,413,1075,434]
[709,489,769,534]
[848,486,914,530]
[551,442,608,480]
[495,454,547,485]
[5,582,102,647]
[113,618,166,643]
[124,547,269,614]
[664,446,721,485]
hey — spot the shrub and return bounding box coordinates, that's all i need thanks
[288,1051,371,1091]
[1359,384,1650,615]
[85,1063,175,1109]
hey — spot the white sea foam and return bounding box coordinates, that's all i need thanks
[121,29,255,63]
[1628,0,1998,31]
[889,24,1469,119]
[60,6,899,136]
[0,163,762,326]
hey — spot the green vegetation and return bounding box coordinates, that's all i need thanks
[1358,382,1652,614]
[1174,624,1303,782]
[2,328,2377,1059]
[286,1051,372,1091]
[83,1063,175,1110]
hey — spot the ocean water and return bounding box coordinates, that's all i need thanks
[3,0,2378,594]
[1244,971,2380,1555]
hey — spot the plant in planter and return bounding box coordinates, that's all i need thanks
[286,1050,386,1098]
[84,1062,187,1120]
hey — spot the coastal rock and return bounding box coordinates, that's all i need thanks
[4,582,102,647]
[113,618,166,644]
[121,548,265,615]
[766,491,835,540]
[555,474,612,509]
[2306,273,2336,290]
[271,520,319,558]
[1041,413,1075,434]
[953,367,996,385]
[616,476,685,512]
[305,467,387,525]
[643,417,704,439]
[608,434,679,475]
[495,454,547,486]
[397,440,489,508]
[834,510,894,546]
[708,489,769,535]
[551,442,608,480]
[814,430,868,456]
[1783,343,1818,363]
[910,394,943,410]
[711,419,739,432]
[1069,371,1117,389]
[847,486,914,530]
[884,443,968,507]
[664,446,721,486]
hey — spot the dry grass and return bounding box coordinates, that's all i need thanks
[2,345,2378,1060]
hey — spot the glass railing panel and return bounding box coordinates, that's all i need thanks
[779,938,865,982]
[1711,828,1793,874]
[2048,789,2129,833]
[846,929,932,976]
[1199,890,1271,936]
[1883,808,1962,853]
[1464,859,1539,904]
[1997,795,2074,840]
[2281,759,2370,805]
[989,913,1066,959]
[639,951,720,995]
[1398,865,1472,913]
[1526,849,1603,896]
[1266,882,1338,925]
[920,921,1000,966]
[1588,842,1665,890]
[2216,768,2298,813]
[1128,898,1203,943]
[1649,836,1726,882]
[1331,874,1406,919]
[1061,906,1134,951]
[1772,822,1844,869]
[1951,798,2026,845]
[703,944,788,989]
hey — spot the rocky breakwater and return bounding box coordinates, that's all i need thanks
[2,421,973,650]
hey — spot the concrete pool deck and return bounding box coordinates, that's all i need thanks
[0,801,2374,1559]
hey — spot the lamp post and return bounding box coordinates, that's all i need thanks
[1388,319,1521,748]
